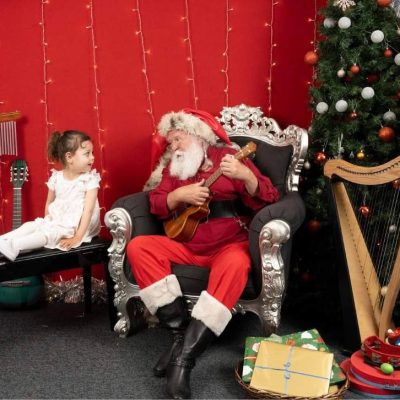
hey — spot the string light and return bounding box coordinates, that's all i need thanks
[310,0,318,86]
[222,1,232,106]
[133,0,156,134]
[266,2,278,114]
[308,0,319,122]
[86,0,106,212]
[39,0,52,159]
[183,0,198,108]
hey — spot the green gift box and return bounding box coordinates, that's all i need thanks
[242,328,346,385]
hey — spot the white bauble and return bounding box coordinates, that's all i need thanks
[303,160,311,170]
[335,100,348,112]
[361,87,375,99]
[371,30,385,43]
[383,111,396,122]
[338,17,351,29]
[323,18,336,28]
[337,68,346,78]
[389,224,397,233]
[395,54,400,65]
[316,102,329,114]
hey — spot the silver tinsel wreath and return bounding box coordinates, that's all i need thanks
[44,276,107,304]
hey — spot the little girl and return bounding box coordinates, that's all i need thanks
[0,130,101,261]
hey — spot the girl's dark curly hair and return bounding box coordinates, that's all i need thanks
[48,130,91,166]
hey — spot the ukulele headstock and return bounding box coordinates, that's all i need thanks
[10,159,29,188]
[235,141,257,160]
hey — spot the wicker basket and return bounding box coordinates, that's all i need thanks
[235,361,349,400]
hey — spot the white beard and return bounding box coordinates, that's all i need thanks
[169,139,205,180]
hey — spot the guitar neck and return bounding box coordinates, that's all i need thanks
[12,188,22,230]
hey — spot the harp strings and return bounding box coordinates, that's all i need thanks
[345,181,400,317]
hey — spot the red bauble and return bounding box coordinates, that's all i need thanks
[307,219,322,233]
[367,74,379,83]
[301,271,312,283]
[393,179,400,189]
[304,51,319,65]
[377,0,392,6]
[378,127,395,142]
[359,205,370,217]
[314,151,326,164]
[384,48,393,58]
[350,111,358,119]
[350,64,360,74]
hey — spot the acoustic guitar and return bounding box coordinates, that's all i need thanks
[10,159,28,229]
[0,159,43,308]
[163,141,257,242]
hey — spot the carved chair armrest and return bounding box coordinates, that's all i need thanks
[239,193,305,334]
[248,192,305,294]
[105,192,164,336]
[250,191,306,235]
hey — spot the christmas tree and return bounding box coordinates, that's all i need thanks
[304,0,400,223]
[284,0,400,324]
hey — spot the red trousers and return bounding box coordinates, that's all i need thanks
[127,235,251,310]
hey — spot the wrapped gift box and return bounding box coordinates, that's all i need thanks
[250,341,334,397]
[242,329,346,385]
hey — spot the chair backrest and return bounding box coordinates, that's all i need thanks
[217,104,308,195]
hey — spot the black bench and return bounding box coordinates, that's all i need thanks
[0,237,115,325]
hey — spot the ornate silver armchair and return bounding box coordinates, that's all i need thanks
[105,104,308,337]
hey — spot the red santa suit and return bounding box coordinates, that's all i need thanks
[127,144,279,334]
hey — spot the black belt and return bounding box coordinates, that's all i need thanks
[207,201,237,219]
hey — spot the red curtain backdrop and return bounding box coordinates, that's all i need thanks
[0,0,325,277]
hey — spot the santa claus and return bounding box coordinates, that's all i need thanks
[127,108,280,399]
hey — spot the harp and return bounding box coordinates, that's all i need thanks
[324,156,400,351]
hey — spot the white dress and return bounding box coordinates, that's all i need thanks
[34,169,101,250]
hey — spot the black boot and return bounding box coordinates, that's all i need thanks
[153,297,189,377]
[166,319,216,399]
[153,329,184,377]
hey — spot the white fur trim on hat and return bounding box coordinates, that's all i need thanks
[158,111,217,145]
[139,274,182,315]
[191,291,232,336]
[143,150,172,191]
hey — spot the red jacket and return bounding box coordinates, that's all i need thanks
[149,146,280,255]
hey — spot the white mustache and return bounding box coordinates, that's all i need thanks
[174,150,185,160]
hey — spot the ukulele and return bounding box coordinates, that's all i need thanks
[163,141,257,242]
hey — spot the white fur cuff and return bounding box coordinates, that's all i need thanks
[191,291,232,336]
[139,274,182,315]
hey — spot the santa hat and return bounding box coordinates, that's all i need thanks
[158,108,231,145]
[144,108,232,191]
